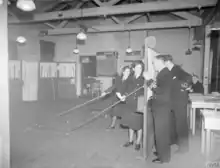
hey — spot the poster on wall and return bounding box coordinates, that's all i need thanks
[96,51,118,76]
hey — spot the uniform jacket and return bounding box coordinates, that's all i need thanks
[105,74,129,97]
[126,75,144,103]
[170,65,192,102]
[152,67,173,108]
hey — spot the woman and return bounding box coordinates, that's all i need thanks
[121,61,145,151]
[102,66,131,129]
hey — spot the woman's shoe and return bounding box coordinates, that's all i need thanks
[135,144,141,151]
[106,126,115,130]
[123,141,134,147]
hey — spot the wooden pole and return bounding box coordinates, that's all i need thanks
[0,0,10,167]
[203,25,211,94]
[143,35,149,159]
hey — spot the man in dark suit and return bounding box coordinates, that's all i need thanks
[163,55,192,154]
[143,54,173,163]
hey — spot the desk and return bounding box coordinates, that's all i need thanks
[189,94,220,135]
[201,111,220,158]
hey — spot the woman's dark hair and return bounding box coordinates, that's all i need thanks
[132,60,145,76]
[120,65,131,77]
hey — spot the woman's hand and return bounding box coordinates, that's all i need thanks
[116,92,122,99]
[101,92,107,97]
[120,95,126,102]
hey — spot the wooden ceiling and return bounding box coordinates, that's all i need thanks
[8,0,218,35]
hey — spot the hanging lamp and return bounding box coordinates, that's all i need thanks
[76,8,87,40]
[185,27,192,55]
[17,0,36,12]
[16,36,27,44]
[73,38,79,54]
[126,31,132,53]
[73,47,79,54]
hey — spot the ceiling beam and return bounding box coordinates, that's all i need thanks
[91,0,105,6]
[124,14,144,24]
[111,16,122,24]
[8,0,217,24]
[55,1,85,28]
[171,12,202,23]
[105,0,123,6]
[44,23,57,29]
[45,19,202,36]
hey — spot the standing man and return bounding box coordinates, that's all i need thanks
[143,54,173,164]
[163,55,192,154]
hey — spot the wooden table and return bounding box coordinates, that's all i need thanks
[201,111,220,158]
[189,94,220,135]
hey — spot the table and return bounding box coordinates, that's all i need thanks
[189,93,220,135]
[201,110,220,158]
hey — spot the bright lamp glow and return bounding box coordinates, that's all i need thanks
[16,36,27,43]
[73,47,79,54]
[0,0,3,5]
[16,0,36,12]
[76,32,87,40]
[126,47,132,53]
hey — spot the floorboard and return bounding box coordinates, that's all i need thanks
[10,98,220,168]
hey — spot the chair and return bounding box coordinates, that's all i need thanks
[201,105,220,158]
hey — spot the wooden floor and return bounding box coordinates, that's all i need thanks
[10,98,220,168]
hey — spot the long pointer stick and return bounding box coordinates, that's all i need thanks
[58,95,103,116]
[68,86,144,133]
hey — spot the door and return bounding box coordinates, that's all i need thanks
[143,38,159,159]
[80,56,97,96]
[22,61,38,101]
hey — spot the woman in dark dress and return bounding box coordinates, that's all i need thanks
[102,66,131,129]
[121,61,145,151]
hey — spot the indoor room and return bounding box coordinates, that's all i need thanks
[0,0,220,167]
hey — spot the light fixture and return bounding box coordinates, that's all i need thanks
[76,8,87,40]
[185,27,192,55]
[76,31,87,40]
[73,47,79,54]
[126,47,132,53]
[17,0,36,12]
[16,36,27,44]
[126,31,132,54]
[0,0,3,5]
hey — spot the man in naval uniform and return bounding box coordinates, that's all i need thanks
[143,54,173,164]
[163,55,192,154]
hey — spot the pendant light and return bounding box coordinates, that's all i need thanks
[126,31,132,53]
[76,8,87,40]
[73,38,79,54]
[73,47,79,54]
[16,36,27,44]
[185,27,192,55]
[17,0,36,12]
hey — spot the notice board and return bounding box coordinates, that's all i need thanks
[96,51,118,77]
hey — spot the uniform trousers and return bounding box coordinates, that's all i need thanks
[153,106,171,162]
[172,101,189,152]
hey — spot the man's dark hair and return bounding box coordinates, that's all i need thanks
[155,54,173,62]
